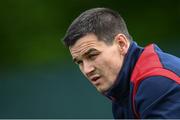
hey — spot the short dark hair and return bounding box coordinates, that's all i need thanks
[63,7,132,47]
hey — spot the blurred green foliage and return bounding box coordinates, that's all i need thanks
[0,0,179,69]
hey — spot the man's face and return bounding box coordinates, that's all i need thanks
[69,34,125,94]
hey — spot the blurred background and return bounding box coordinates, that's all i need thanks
[0,0,179,118]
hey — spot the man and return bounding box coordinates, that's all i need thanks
[63,8,180,118]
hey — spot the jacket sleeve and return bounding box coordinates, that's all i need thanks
[135,76,180,118]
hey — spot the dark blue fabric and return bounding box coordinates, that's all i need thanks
[105,41,180,119]
[154,44,180,76]
[136,76,180,118]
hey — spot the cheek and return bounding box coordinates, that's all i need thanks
[100,55,123,78]
[78,65,86,77]
[96,56,121,75]
[95,47,123,76]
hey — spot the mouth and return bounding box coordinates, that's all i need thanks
[90,76,101,85]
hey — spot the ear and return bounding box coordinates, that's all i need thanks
[114,34,130,55]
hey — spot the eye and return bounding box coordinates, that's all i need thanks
[76,60,83,65]
[87,53,98,60]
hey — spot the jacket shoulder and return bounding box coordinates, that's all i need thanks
[136,76,180,118]
[130,44,180,118]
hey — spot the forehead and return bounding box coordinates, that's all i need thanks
[69,34,108,57]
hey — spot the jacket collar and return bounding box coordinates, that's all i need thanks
[105,41,143,103]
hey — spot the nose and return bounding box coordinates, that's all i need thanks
[82,60,95,76]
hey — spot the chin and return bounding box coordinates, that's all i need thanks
[97,86,110,94]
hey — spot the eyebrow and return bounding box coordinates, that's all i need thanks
[72,48,98,63]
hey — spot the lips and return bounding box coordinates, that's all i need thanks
[90,76,101,85]
[91,76,100,81]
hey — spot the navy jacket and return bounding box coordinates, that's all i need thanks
[105,42,180,119]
